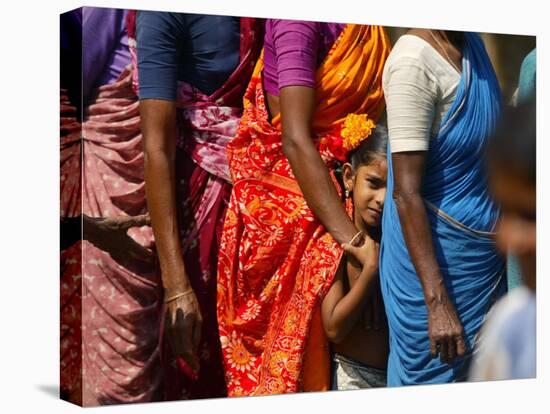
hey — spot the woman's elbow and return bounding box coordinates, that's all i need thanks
[281,132,298,159]
[392,186,417,210]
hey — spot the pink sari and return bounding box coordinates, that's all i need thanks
[61,66,164,406]
[126,13,264,400]
[81,67,164,406]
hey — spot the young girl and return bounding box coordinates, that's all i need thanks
[322,124,389,390]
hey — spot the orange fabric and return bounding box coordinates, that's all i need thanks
[217,24,390,397]
[271,25,389,135]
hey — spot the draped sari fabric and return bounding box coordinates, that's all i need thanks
[60,11,162,406]
[127,13,264,400]
[379,33,506,386]
[60,89,83,405]
[217,24,390,396]
[80,66,164,406]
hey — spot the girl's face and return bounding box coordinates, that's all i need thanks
[343,157,388,228]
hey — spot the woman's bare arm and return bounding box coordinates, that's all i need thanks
[140,99,190,292]
[392,151,466,363]
[279,86,358,245]
[140,99,202,373]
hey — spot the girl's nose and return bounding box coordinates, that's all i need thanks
[375,189,386,206]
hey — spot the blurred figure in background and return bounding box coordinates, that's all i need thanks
[470,99,536,381]
[507,48,536,291]
[517,49,536,104]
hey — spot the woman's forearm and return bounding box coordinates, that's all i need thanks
[144,149,190,293]
[141,100,190,294]
[393,190,449,306]
[283,136,358,245]
[279,86,358,246]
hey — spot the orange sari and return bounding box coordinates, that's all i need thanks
[217,24,390,396]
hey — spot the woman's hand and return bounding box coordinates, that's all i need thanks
[83,213,154,263]
[391,152,465,364]
[427,295,466,364]
[164,288,203,377]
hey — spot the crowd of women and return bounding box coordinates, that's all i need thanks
[60,7,536,406]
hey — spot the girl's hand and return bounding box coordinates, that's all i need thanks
[344,237,385,330]
[342,236,380,274]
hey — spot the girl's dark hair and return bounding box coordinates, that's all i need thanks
[487,98,536,185]
[349,122,389,170]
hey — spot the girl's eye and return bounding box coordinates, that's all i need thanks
[367,178,378,188]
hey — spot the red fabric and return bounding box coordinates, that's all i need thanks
[60,89,81,218]
[216,78,346,395]
[216,24,390,396]
[60,90,83,405]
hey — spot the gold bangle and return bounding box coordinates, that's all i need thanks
[164,288,195,304]
[345,230,364,247]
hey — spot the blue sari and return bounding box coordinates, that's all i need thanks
[379,33,507,386]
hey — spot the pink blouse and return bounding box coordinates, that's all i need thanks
[263,19,346,96]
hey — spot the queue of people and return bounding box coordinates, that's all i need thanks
[60,7,536,406]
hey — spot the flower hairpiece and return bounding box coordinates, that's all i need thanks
[341,113,376,151]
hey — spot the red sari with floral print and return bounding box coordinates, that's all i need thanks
[217,24,390,396]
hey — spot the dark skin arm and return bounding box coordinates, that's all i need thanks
[140,99,202,374]
[322,237,380,343]
[392,151,466,363]
[276,87,359,245]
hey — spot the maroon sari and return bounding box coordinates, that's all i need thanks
[60,89,83,405]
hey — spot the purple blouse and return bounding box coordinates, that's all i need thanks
[82,7,131,103]
[263,19,346,96]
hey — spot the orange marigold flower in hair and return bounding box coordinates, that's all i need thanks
[341,113,376,151]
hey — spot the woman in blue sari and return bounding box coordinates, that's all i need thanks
[379,30,506,385]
